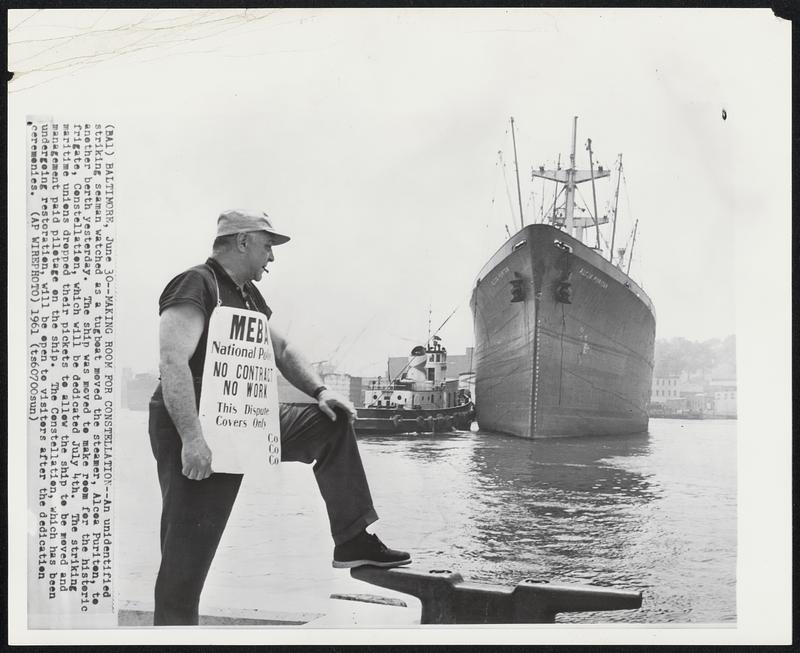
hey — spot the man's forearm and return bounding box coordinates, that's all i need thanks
[160,360,205,444]
[275,342,324,397]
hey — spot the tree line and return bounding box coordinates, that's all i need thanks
[653,335,736,378]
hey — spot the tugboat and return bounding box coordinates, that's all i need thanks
[355,337,475,436]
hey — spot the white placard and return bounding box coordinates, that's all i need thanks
[197,306,281,474]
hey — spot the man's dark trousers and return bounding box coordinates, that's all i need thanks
[148,390,378,626]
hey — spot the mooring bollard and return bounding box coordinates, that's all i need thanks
[350,567,642,624]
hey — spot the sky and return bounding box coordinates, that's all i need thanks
[8,8,790,378]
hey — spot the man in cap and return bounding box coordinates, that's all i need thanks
[148,209,410,625]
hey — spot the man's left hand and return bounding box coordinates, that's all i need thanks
[316,389,358,423]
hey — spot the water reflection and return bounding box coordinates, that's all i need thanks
[358,430,660,588]
[466,431,660,590]
[357,419,736,623]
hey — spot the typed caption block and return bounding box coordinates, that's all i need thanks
[26,118,116,628]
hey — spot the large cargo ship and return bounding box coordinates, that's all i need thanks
[469,118,656,438]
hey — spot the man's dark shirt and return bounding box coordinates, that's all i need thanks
[158,257,272,380]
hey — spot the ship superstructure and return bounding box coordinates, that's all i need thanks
[364,338,453,410]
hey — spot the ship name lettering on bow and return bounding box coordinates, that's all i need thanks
[490,266,511,286]
[578,267,608,289]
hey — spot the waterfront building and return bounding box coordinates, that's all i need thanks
[276,369,360,406]
[685,392,714,415]
[649,371,736,418]
[650,375,681,407]
[707,380,737,417]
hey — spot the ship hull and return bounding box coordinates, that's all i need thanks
[470,224,655,438]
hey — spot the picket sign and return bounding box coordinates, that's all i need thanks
[198,306,281,474]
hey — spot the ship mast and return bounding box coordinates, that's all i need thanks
[427,305,432,344]
[586,137,601,249]
[551,154,561,225]
[609,154,623,264]
[565,116,578,239]
[626,219,639,276]
[532,116,609,243]
[510,117,525,230]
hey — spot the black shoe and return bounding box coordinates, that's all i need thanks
[332,531,412,569]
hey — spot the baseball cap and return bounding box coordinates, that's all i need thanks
[216,209,291,245]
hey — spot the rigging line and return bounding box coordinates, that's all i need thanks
[621,171,638,273]
[337,314,378,366]
[325,334,348,368]
[488,159,498,213]
[620,170,637,233]
[617,229,634,262]
[542,184,568,224]
[524,189,536,224]
[540,177,546,222]
[485,152,505,247]
[573,185,613,251]
[498,151,518,229]
[487,122,514,238]
[489,155,501,211]
[574,186,596,219]
[435,305,460,335]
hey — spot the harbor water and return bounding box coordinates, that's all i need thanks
[116,410,736,624]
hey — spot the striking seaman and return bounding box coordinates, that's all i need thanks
[148,209,410,626]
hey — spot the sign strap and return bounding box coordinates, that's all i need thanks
[209,266,222,307]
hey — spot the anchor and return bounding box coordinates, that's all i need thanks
[350,566,642,624]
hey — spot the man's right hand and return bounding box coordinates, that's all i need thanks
[181,437,213,480]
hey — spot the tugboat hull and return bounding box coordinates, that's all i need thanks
[355,403,476,436]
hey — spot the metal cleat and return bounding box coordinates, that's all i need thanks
[350,566,642,624]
